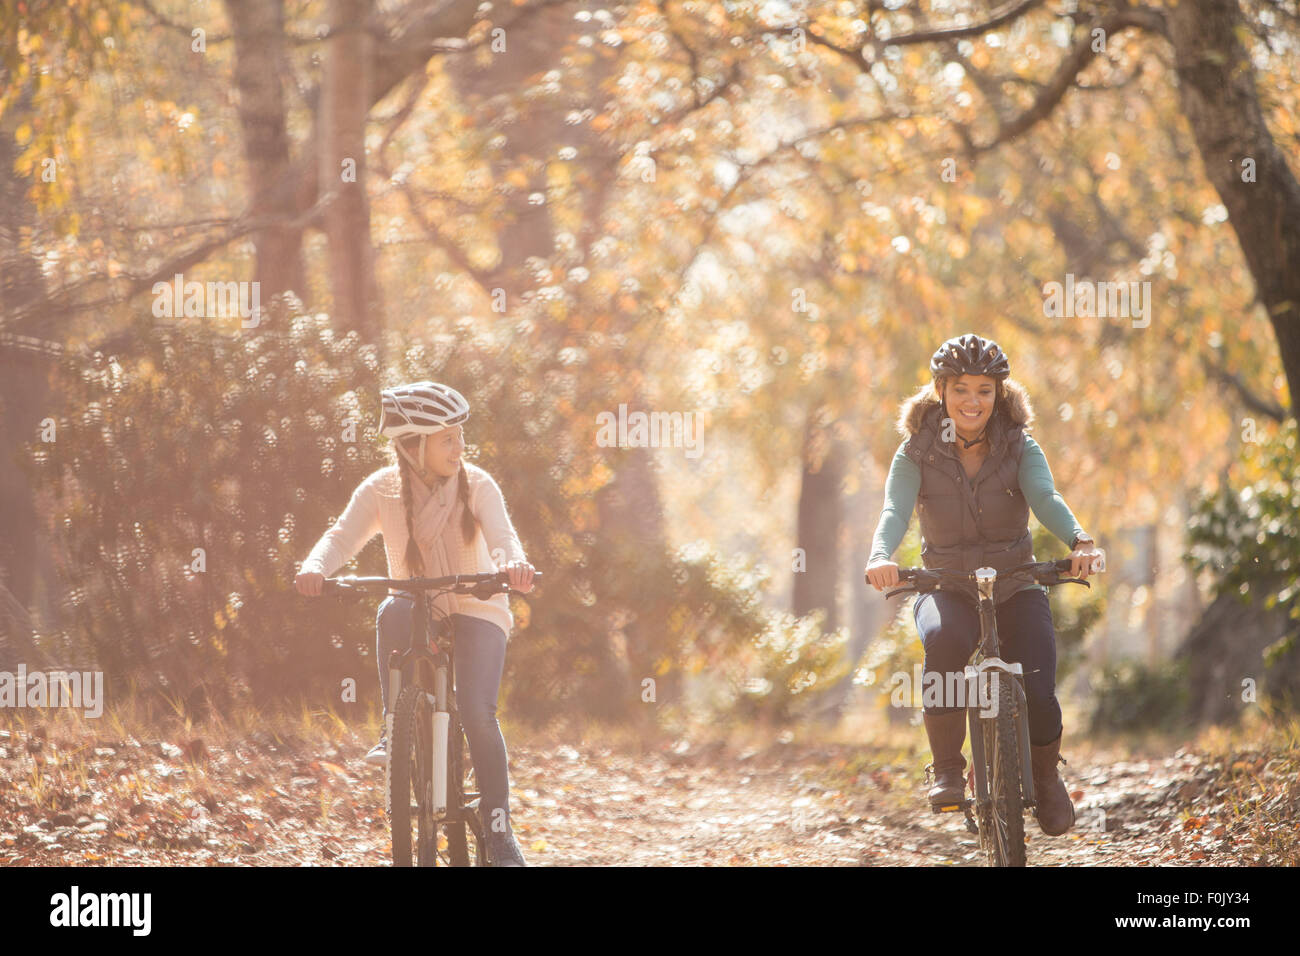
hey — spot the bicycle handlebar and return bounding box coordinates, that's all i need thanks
[873,552,1105,600]
[320,570,542,602]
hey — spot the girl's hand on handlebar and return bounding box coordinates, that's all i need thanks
[865,559,900,592]
[504,560,535,593]
[295,570,325,597]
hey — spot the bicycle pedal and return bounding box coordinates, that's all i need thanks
[930,800,968,813]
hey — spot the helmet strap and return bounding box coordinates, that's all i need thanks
[942,384,990,449]
[396,435,433,484]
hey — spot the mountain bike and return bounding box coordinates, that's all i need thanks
[321,570,540,866]
[876,553,1104,866]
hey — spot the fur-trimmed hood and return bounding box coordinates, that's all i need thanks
[896,377,1035,438]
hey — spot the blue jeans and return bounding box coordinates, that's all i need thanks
[912,586,1063,746]
[376,596,512,832]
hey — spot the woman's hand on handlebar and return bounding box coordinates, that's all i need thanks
[865,559,900,592]
[295,570,325,597]
[503,560,535,593]
[1069,540,1102,581]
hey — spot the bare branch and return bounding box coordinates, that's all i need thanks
[371,150,497,296]
[974,9,1167,151]
[803,5,1166,156]
[877,0,1046,47]
[2,195,334,333]
[130,0,383,45]
[1201,354,1290,422]
[804,0,1045,61]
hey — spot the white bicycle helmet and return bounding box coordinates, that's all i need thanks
[378,381,469,472]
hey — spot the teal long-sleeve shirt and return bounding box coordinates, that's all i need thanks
[868,435,1085,566]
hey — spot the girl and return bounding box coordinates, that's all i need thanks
[296,381,535,866]
[864,333,1101,835]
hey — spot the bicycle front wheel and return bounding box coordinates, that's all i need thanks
[389,685,437,866]
[443,710,490,866]
[444,711,471,866]
[980,675,1027,867]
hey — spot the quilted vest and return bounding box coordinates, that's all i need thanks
[902,403,1037,605]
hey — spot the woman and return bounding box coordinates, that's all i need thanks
[295,381,535,866]
[864,334,1101,835]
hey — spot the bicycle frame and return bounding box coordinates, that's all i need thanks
[385,591,457,819]
[963,567,1036,821]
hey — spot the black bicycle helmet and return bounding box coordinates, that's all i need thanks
[929,333,1010,380]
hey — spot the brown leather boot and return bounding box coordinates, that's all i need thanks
[1030,731,1076,835]
[923,711,968,810]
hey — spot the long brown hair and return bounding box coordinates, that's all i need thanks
[394,436,481,577]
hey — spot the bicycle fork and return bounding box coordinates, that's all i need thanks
[431,665,450,819]
[963,663,1037,833]
[386,650,452,821]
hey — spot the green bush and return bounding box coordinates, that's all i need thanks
[1088,658,1191,734]
[1185,418,1300,712]
[1186,419,1300,615]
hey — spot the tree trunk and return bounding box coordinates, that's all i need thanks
[225,0,307,302]
[594,416,674,719]
[0,96,59,669]
[319,0,379,336]
[444,3,623,299]
[446,10,673,717]
[793,410,846,631]
[1167,0,1300,415]
[816,459,892,724]
[1179,572,1299,724]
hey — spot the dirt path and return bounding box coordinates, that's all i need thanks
[1,725,1276,866]
[510,740,1258,866]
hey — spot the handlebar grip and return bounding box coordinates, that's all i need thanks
[1056,551,1106,574]
[319,579,362,601]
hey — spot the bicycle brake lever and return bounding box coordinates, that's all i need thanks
[883,585,917,599]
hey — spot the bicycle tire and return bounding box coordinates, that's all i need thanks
[980,676,1027,867]
[445,710,472,866]
[389,685,437,867]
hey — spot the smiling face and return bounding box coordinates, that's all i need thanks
[401,425,465,480]
[942,374,998,439]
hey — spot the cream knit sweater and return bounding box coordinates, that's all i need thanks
[300,460,528,636]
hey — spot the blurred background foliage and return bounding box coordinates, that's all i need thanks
[2,0,1298,730]
[1183,419,1300,713]
[26,309,846,724]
